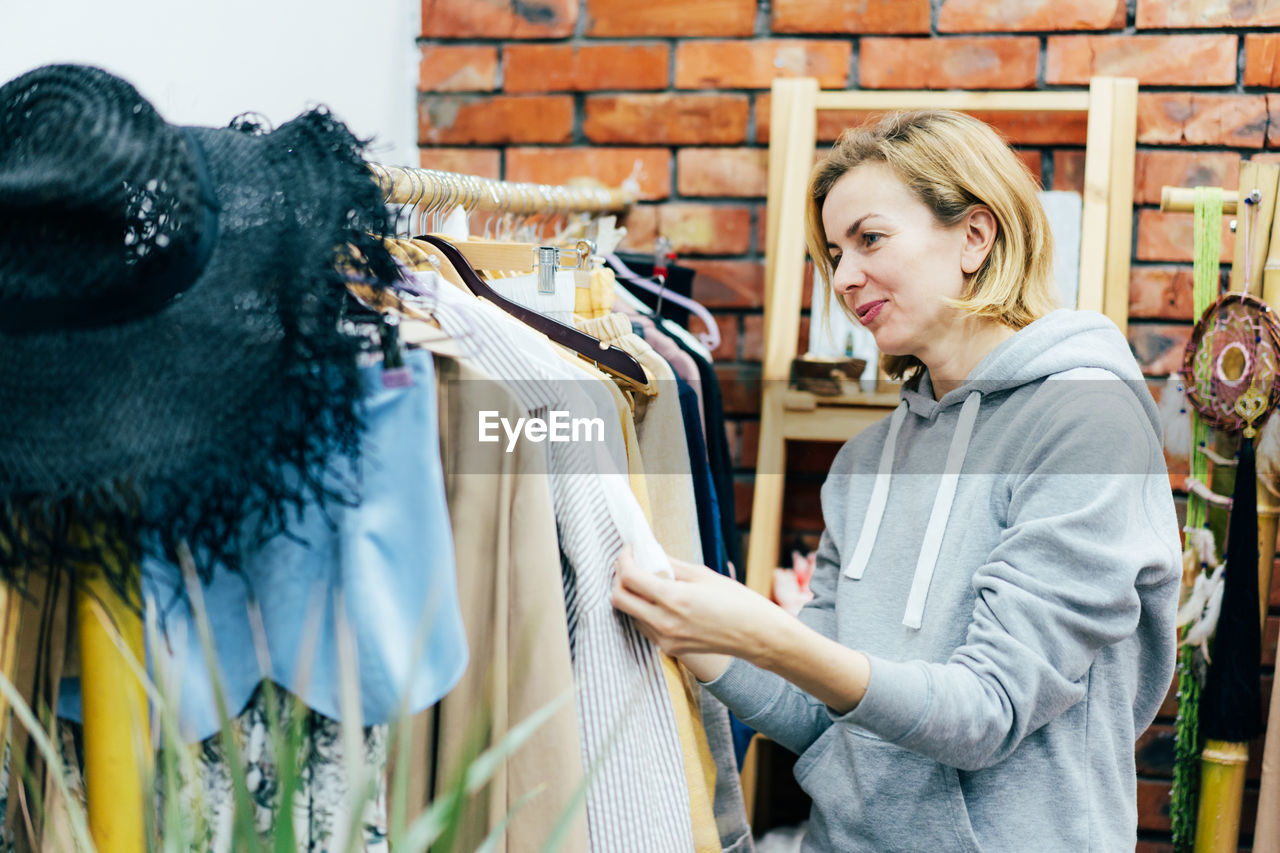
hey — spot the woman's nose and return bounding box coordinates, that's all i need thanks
[830,256,866,294]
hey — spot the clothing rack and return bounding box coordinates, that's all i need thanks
[368,162,636,215]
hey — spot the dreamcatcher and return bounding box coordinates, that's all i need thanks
[1182,225,1280,442]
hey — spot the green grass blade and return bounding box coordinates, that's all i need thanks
[537,674,654,853]
[397,788,463,853]
[176,545,264,853]
[0,673,94,852]
[473,785,543,853]
[398,690,571,853]
[461,692,568,794]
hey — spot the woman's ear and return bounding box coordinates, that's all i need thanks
[960,206,997,276]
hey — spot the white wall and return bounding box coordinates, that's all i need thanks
[0,0,421,168]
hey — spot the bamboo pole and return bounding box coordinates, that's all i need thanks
[1255,626,1280,848]
[368,162,635,215]
[0,583,22,746]
[1195,741,1251,851]
[1250,167,1280,852]
[1162,186,1240,214]
[77,545,149,853]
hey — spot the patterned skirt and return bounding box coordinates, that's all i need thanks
[3,682,388,853]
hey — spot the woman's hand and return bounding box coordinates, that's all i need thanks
[611,545,788,683]
[612,545,873,713]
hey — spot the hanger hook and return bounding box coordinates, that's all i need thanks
[420,171,439,235]
[431,174,450,234]
[462,174,480,217]
[500,183,518,241]
[424,171,445,234]
[480,179,496,240]
[389,166,412,236]
[417,169,432,235]
[402,167,423,238]
[442,174,461,232]
[527,184,542,240]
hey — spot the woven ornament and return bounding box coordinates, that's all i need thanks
[1182,292,1280,439]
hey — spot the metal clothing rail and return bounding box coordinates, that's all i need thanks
[368,162,636,215]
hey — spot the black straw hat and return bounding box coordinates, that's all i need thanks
[0,64,399,597]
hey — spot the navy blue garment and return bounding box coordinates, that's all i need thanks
[729,713,755,771]
[675,376,727,576]
[656,327,755,768]
[664,325,741,578]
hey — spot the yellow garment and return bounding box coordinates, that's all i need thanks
[558,351,649,518]
[557,349,720,853]
[575,313,704,566]
[572,265,617,320]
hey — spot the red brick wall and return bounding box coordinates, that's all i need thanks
[417,2,1280,847]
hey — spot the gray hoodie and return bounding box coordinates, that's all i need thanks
[706,310,1182,852]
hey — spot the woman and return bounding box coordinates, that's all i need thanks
[613,111,1182,851]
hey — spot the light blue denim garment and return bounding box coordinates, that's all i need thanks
[62,350,465,742]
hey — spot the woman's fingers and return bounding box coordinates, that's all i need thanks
[612,572,677,648]
[617,543,714,589]
[670,557,713,583]
[612,561,665,620]
[615,544,675,601]
[614,544,741,658]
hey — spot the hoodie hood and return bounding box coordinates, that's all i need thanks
[847,309,1155,629]
[903,308,1156,431]
[970,308,1146,387]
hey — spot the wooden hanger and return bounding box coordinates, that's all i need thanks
[416,234,648,390]
[385,236,468,290]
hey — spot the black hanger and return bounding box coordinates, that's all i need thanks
[415,234,648,388]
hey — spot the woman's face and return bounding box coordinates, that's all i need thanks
[821,162,977,359]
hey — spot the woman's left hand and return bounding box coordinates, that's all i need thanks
[611,545,787,682]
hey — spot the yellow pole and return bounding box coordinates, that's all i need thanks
[1260,485,1278,629]
[1194,740,1250,852]
[77,556,150,852]
[0,581,22,744]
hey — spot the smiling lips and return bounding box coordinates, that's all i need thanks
[855,299,886,325]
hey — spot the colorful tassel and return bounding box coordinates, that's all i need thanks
[1199,435,1263,743]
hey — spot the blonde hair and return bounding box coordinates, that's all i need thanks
[805,110,1058,382]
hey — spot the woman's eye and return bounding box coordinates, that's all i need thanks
[830,253,842,266]
[863,233,882,247]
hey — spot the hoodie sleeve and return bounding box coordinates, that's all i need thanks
[839,382,1181,771]
[701,527,842,756]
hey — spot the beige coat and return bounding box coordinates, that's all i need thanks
[402,352,587,853]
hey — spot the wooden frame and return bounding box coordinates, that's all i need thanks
[742,76,1139,819]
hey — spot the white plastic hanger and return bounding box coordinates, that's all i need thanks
[604,251,721,352]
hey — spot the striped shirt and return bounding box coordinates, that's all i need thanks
[421,271,696,852]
